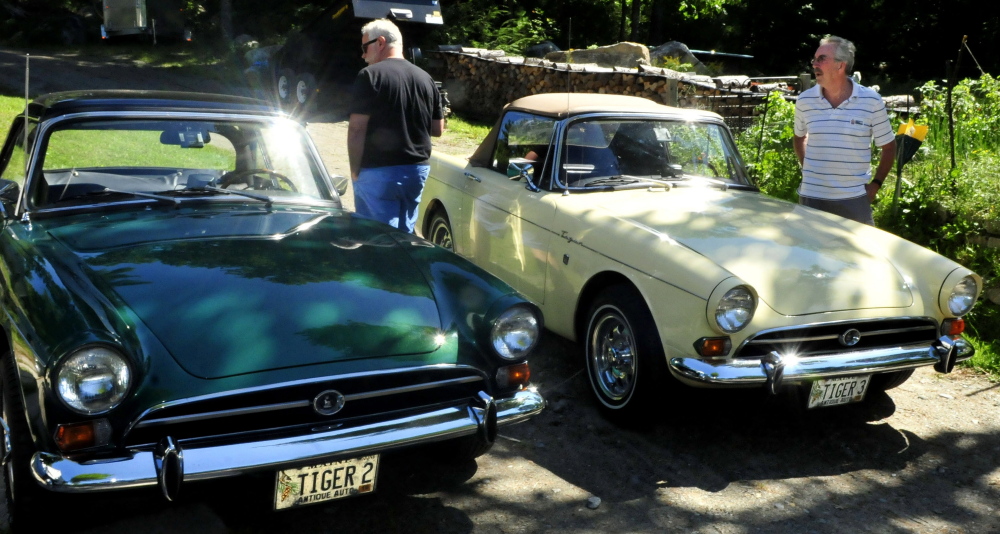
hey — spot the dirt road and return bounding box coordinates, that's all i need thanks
[2,47,999,534]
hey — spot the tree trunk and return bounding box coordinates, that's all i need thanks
[649,0,667,44]
[619,0,626,42]
[629,0,642,42]
[220,0,233,42]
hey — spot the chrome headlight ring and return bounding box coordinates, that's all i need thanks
[707,280,757,334]
[490,304,541,360]
[56,346,132,415]
[939,271,981,317]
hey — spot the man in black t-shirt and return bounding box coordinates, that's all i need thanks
[347,18,444,233]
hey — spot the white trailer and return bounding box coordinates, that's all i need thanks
[100,0,192,43]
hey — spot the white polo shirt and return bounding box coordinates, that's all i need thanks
[794,81,895,200]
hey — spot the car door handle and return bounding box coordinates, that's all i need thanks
[464,172,481,183]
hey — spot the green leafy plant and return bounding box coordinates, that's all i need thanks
[735,90,800,202]
[656,56,695,73]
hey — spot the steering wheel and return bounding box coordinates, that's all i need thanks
[219,169,297,192]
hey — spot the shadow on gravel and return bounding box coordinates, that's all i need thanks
[493,334,1000,532]
[60,447,480,534]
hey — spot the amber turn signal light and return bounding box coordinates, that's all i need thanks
[496,362,531,388]
[941,318,965,337]
[694,337,732,357]
[54,419,112,452]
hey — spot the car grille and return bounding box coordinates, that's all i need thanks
[734,318,939,360]
[124,366,487,449]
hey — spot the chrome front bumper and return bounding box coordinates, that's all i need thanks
[31,389,544,495]
[669,336,972,391]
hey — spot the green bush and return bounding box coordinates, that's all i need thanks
[735,90,799,202]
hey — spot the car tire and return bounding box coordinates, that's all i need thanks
[427,211,454,251]
[275,68,295,104]
[584,285,667,423]
[0,354,42,532]
[871,369,915,392]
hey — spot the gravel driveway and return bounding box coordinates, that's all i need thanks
[1,46,998,534]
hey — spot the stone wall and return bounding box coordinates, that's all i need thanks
[430,48,801,129]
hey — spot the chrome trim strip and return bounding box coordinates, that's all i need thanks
[670,341,955,385]
[125,364,487,435]
[734,317,937,354]
[342,376,483,402]
[135,400,311,428]
[32,390,544,493]
[133,376,484,428]
[744,324,938,346]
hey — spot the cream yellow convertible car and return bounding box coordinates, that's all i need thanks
[417,93,981,419]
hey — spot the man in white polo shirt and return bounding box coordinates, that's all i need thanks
[793,35,896,225]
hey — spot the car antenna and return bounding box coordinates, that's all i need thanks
[23,54,29,173]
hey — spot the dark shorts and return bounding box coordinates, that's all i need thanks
[799,195,874,226]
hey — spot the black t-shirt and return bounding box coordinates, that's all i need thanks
[349,58,443,169]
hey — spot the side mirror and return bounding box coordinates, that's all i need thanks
[507,159,533,179]
[507,159,539,192]
[0,179,20,220]
[331,175,350,196]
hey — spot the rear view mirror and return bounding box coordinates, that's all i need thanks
[160,127,211,148]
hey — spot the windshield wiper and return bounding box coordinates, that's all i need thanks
[583,175,677,187]
[166,185,273,207]
[56,188,180,206]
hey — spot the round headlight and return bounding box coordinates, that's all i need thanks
[57,346,131,415]
[491,305,540,360]
[948,275,978,316]
[715,286,756,333]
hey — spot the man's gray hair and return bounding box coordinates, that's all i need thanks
[362,19,403,47]
[820,35,856,72]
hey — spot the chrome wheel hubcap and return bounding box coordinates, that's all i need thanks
[430,219,453,250]
[277,77,290,99]
[589,311,636,402]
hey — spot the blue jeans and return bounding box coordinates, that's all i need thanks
[353,164,429,233]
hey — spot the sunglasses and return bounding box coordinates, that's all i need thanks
[361,38,379,54]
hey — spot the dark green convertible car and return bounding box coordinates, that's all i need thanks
[0,90,544,528]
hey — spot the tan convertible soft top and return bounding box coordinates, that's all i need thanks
[505,92,718,119]
[469,92,720,168]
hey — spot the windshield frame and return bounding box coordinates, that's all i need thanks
[20,110,339,217]
[550,112,755,192]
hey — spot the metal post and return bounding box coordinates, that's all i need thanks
[892,146,904,219]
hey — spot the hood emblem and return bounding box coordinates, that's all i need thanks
[313,390,346,416]
[839,328,862,347]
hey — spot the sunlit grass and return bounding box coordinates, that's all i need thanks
[0,94,22,119]
[964,334,1000,379]
[445,113,491,140]
[44,129,233,170]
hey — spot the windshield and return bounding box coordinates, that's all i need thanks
[30,117,333,210]
[557,118,752,189]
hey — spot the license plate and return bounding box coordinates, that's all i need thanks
[807,375,871,409]
[274,454,379,510]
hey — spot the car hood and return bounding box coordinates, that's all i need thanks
[576,188,913,315]
[45,208,443,378]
